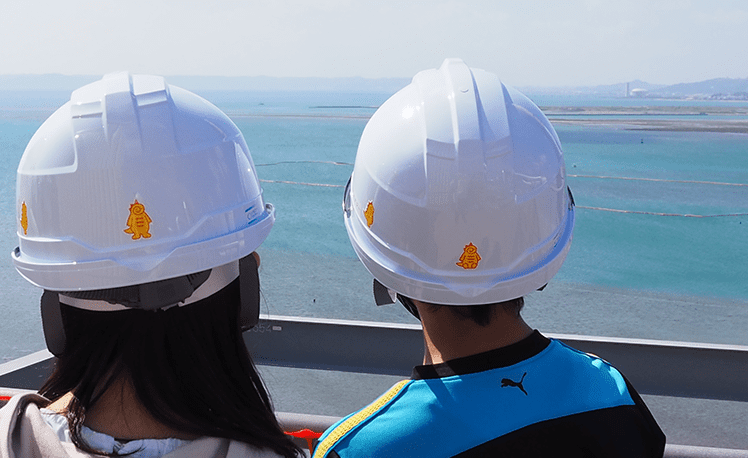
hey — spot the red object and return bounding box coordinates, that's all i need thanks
[286,428,323,454]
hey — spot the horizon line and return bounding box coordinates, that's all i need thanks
[0,73,746,91]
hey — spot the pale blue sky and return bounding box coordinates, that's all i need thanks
[1,0,746,87]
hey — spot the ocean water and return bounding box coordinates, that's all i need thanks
[2,88,748,448]
[0,89,747,363]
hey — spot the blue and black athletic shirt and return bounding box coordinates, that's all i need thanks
[313,330,665,458]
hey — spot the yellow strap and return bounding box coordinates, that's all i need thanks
[313,379,410,458]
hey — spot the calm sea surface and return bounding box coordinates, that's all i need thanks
[1,90,747,361]
[2,88,748,448]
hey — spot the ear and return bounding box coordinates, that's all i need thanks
[239,253,260,330]
[41,291,66,357]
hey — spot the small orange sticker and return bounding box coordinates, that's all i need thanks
[20,202,28,235]
[124,199,152,240]
[456,242,481,269]
[364,201,375,228]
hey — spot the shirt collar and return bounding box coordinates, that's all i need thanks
[411,330,550,380]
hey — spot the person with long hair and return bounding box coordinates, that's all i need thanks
[0,72,302,458]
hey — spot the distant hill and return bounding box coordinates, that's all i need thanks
[0,74,99,91]
[520,77,748,99]
[518,79,666,97]
[2,73,746,99]
[656,78,748,97]
[0,74,410,93]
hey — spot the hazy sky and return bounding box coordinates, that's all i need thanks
[1,0,746,87]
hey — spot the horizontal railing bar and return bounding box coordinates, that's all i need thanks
[2,316,747,402]
[0,349,55,391]
[2,316,748,454]
[0,349,53,376]
[664,445,748,458]
[245,315,748,403]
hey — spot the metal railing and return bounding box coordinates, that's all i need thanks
[2,315,748,456]
[245,315,748,403]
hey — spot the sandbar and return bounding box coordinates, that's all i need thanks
[542,106,748,133]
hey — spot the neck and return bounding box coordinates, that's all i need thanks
[51,378,198,441]
[415,300,533,365]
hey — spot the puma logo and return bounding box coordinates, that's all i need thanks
[501,372,528,395]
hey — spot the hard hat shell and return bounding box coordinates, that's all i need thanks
[13,72,274,291]
[344,58,574,305]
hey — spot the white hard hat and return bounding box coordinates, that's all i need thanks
[13,72,275,292]
[344,58,574,305]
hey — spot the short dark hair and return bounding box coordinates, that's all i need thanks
[400,296,524,327]
[39,278,302,457]
[438,297,524,326]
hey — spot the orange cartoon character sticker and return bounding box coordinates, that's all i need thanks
[20,201,28,235]
[456,242,481,270]
[364,201,375,228]
[124,199,152,240]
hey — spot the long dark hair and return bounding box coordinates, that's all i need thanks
[39,278,302,457]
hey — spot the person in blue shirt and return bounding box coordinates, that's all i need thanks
[314,59,665,458]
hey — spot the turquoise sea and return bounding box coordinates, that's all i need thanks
[1,88,748,448]
[1,89,747,361]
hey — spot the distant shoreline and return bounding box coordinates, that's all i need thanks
[542,106,748,133]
